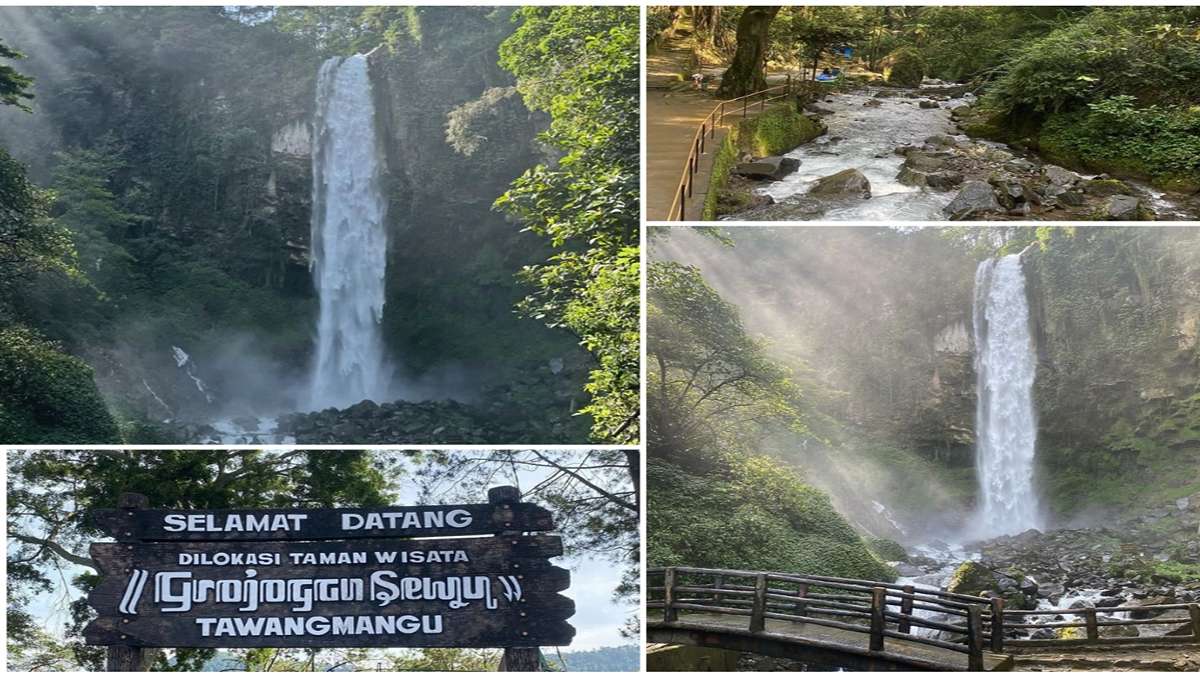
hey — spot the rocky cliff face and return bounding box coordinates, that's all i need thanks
[1023,229,1200,516]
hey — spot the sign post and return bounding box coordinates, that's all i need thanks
[85,487,573,671]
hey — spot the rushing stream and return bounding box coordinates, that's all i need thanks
[752,86,1196,220]
[309,54,391,410]
[972,253,1042,537]
[757,89,970,219]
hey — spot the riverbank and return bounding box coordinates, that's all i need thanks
[715,83,1200,221]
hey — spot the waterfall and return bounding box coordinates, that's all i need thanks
[309,54,391,410]
[972,254,1042,536]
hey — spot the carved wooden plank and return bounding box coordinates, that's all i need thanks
[90,503,554,542]
[84,536,573,648]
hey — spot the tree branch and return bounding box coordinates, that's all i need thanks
[9,532,97,570]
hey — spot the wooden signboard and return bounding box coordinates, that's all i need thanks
[84,488,572,670]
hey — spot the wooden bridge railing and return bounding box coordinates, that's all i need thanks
[647,567,1200,671]
[1002,602,1200,647]
[666,77,801,222]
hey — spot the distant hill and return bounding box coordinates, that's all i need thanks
[553,645,639,672]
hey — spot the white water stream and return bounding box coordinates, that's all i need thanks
[972,254,1043,537]
[757,89,971,219]
[308,54,391,410]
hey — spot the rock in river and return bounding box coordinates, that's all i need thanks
[943,180,1003,219]
[808,168,871,199]
[734,155,801,181]
[1101,194,1142,220]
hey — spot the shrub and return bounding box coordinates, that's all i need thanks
[648,456,896,581]
[885,47,925,87]
[985,8,1200,118]
[1038,96,1200,191]
[0,326,119,443]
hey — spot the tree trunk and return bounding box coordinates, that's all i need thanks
[716,6,781,99]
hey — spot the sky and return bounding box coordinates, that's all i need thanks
[18,450,636,663]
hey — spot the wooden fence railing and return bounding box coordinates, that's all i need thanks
[647,567,1200,671]
[666,77,799,222]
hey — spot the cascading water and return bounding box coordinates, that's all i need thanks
[309,54,391,410]
[972,254,1042,536]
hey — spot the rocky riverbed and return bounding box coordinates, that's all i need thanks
[722,83,1200,221]
[889,492,1200,645]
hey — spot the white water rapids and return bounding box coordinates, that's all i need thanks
[309,54,391,410]
[972,254,1042,536]
[756,89,972,219]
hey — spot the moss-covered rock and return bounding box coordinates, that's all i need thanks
[884,47,925,87]
[741,105,826,158]
[947,561,997,595]
[868,537,909,562]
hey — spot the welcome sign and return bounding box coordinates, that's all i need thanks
[84,494,574,649]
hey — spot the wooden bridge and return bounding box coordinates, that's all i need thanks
[647,567,1200,672]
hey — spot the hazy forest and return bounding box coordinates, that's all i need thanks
[0,6,639,445]
[646,6,1200,221]
[648,226,1200,670]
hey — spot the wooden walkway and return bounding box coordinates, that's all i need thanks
[647,566,1200,672]
[645,91,729,221]
[650,613,1014,671]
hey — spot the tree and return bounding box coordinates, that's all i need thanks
[415,449,640,635]
[716,6,781,98]
[0,147,76,300]
[495,7,640,444]
[0,38,34,111]
[647,260,809,468]
[6,450,397,669]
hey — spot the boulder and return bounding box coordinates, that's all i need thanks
[897,165,962,191]
[737,195,826,221]
[1083,178,1133,197]
[864,99,883,108]
[1101,194,1142,220]
[905,152,949,172]
[924,134,960,149]
[808,168,871,199]
[733,156,801,181]
[943,180,1003,219]
[1044,164,1079,186]
[1057,190,1086,207]
[919,99,940,109]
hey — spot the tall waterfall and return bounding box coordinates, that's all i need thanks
[309,54,390,410]
[972,254,1042,536]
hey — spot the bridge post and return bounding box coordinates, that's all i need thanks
[869,587,886,652]
[663,567,678,623]
[990,597,1005,652]
[1085,608,1099,642]
[712,574,723,606]
[898,585,914,634]
[795,582,808,617]
[1189,603,1200,643]
[967,605,984,671]
[749,574,767,632]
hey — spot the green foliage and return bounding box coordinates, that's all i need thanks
[495,6,640,444]
[742,105,825,158]
[647,260,808,467]
[1038,97,1200,191]
[389,647,502,671]
[0,326,118,443]
[648,456,895,581]
[868,537,909,562]
[985,7,1200,118]
[702,129,741,221]
[0,146,77,298]
[0,38,34,111]
[1151,561,1200,583]
[885,46,925,86]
